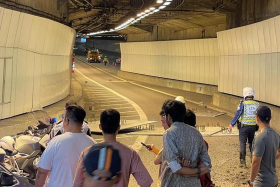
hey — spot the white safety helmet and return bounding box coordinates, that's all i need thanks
[0,136,15,152]
[242,87,255,99]
[175,96,185,104]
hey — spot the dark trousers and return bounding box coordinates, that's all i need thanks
[239,125,256,160]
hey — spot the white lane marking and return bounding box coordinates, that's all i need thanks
[105,81,130,83]
[131,135,148,152]
[94,106,134,111]
[93,103,131,107]
[94,100,127,104]
[93,98,126,101]
[76,69,147,121]
[77,57,200,105]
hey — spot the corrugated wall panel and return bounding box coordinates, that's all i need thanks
[0,7,75,119]
[120,38,219,85]
[218,15,280,106]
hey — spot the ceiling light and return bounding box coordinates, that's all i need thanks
[137,13,142,16]
[159,5,166,9]
[163,2,171,5]
[153,9,160,12]
[150,7,155,10]
[166,0,172,1]
[156,0,163,3]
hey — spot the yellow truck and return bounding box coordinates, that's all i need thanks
[87,50,101,63]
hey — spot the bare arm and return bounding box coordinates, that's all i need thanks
[35,167,50,187]
[276,148,280,160]
[249,156,262,184]
[154,149,163,165]
[175,166,209,176]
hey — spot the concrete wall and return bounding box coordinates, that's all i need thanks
[1,0,67,19]
[218,15,280,107]
[126,24,226,42]
[228,0,280,29]
[118,71,218,96]
[0,7,75,119]
[121,38,219,86]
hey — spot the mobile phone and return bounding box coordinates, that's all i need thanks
[141,142,152,150]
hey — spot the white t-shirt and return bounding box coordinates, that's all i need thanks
[38,132,96,187]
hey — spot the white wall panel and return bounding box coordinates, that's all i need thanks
[0,9,12,47]
[263,21,272,53]
[10,50,17,117]
[268,18,277,53]
[251,24,260,54]
[230,29,238,55]
[218,16,280,106]
[0,7,75,119]
[278,53,280,105]
[246,26,254,54]
[257,22,266,54]
[6,11,20,48]
[275,16,280,52]
[28,16,40,52]
[271,53,278,103]
[0,59,4,103]
[235,28,243,55]
[36,19,48,54]
[240,27,249,55]
[14,12,24,48]
[121,38,219,85]
[14,49,26,115]
[18,14,33,49]
[4,59,13,104]
[33,54,42,109]
[252,55,260,99]
[23,52,34,112]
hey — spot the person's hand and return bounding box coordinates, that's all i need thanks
[247,185,253,187]
[180,158,190,167]
[229,124,232,131]
[200,166,210,175]
[145,144,153,151]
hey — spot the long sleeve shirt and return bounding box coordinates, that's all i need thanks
[161,122,211,187]
[230,101,244,126]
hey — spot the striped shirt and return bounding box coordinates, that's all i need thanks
[161,122,211,187]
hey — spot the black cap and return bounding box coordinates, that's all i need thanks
[255,106,271,123]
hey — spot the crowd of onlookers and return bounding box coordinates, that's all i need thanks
[34,92,280,187]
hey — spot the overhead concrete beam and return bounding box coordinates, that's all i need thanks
[57,0,68,10]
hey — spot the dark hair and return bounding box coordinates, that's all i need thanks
[65,105,86,125]
[100,109,120,134]
[159,110,165,116]
[255,106,271,124]
[65,100,78,108]
[184,109,196,127]
[162,100,186,122]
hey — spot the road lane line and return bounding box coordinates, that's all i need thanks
[76,69,148,121]
[76,57,200,105]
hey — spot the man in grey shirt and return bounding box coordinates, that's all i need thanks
[248,106,280,187]
[161,100,211,187]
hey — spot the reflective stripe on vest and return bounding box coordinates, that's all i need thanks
[239,100,259,125]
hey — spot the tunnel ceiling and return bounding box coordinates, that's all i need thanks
[67,0,237,35]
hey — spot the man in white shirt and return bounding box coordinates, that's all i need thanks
[49,101,91,141]
[35,105,96,187]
